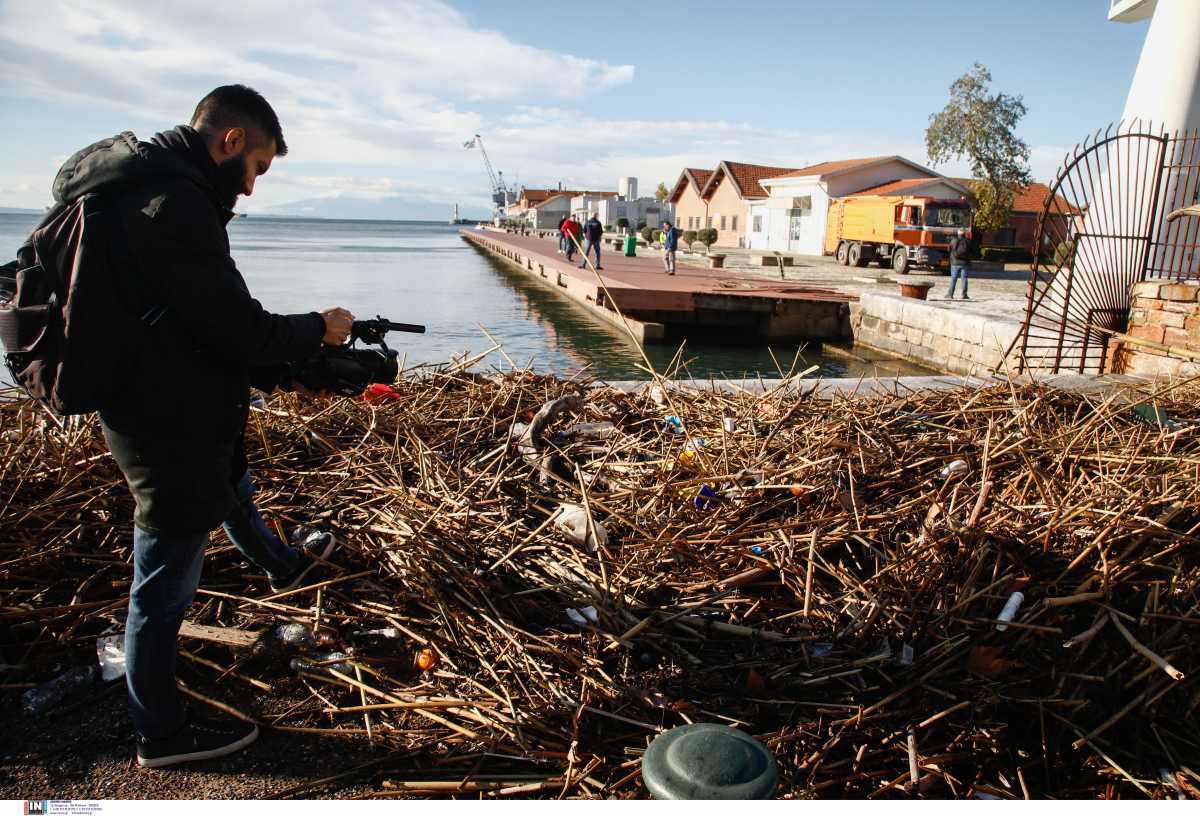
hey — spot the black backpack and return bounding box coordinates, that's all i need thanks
[0,193,144,415]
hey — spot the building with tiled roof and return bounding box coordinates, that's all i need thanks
[669,168,715,237]
[952,179,1080,255]
[748,156,952,255]
[690,161,800,247]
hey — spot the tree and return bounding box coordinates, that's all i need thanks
[640,225,655,244]
[617,217,630,231]
[655,182,670,202]
[682,229,697,249]
[926,63,1032,232]
[699,228,718,250]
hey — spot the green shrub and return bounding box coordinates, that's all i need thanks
[981,246,1033,264]
[682,229,697,248]
[640,226,655,244]
[1052,239,1076,269]
[636,221,647,230]
[699,228,718,249]
[617,217,630,230]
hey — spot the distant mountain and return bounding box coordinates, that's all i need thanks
[262,195,490,222]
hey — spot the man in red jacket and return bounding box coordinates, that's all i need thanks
[562,216,581,262]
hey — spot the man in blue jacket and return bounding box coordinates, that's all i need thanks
[579,215,604,270]
[662,220,680,275]
[50,85,353,768]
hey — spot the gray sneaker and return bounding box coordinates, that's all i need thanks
[269,528,337,593]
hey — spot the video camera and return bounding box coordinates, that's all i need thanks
[284,316,425,396]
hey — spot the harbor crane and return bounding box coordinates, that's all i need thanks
[464,134,513,217]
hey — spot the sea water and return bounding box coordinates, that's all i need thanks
[0,213,927,381]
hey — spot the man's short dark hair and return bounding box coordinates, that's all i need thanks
[191,84,287,156]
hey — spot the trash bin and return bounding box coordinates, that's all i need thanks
[623,235,637,257]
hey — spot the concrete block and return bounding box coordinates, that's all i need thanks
[1131,281,1161,299]
[1148,310,1187,329]
[1129,323,1165,344]
[1161,299,1199,314]
[1133,296,1163,311]
[1159,283,1199,302]
[1164,327,1192,348]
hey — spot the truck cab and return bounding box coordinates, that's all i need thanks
[893,198,973,272]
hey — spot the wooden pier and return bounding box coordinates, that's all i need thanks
[461,229,855,345]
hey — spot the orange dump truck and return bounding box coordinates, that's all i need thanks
[824,195,973,274]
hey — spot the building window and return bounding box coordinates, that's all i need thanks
[792,195,813,217]
[753,215,762,232]
[731,215,738,232]
[719,215,727,230]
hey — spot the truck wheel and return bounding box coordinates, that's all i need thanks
[848,242,868,267]
[892,247,909,275]
[836,242,849,265]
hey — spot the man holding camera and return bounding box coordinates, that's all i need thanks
[53,85,353,766]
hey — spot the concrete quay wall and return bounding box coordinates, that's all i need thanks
[850,293,1023,377]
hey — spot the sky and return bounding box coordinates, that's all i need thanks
[0,0,1152,219]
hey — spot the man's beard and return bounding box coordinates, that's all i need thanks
[213,154,245,211]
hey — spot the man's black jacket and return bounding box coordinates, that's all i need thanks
[51,127,325,532]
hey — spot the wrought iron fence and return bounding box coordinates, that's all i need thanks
[1009,122,1200,374]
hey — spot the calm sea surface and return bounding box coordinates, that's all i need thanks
[0,213,927,381]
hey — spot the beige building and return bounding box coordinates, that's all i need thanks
[668,168,713,234]
[669,162,800,248]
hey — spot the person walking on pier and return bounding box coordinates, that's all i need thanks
[557,214,570,254]
[580,214,604,270]
[662,220,680,275]
[43,85,352,768]
[563,216,581,262]
[946,228,970,300]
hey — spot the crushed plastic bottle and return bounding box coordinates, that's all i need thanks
[274,623,334,649]
[563,421,616,441]
[566,606,599,626]
[554,504,608,552]
[290,650,352,675]
[939,459,969,480]
[678,438,707,467]
[22,664,98,714]
[694,484,719,510]
[662,415,684,435]
[96,634,126,681]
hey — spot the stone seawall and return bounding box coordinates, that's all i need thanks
[849,293,1023,377]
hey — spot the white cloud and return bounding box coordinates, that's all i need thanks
[0,1,1066,214]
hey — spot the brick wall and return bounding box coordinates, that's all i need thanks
[1112,281,1200,377]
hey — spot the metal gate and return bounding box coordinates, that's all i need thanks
[1010,122,1200,374]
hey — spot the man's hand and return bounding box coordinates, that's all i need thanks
[321,307,354,346]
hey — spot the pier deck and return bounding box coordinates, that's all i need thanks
[462,229,854,345]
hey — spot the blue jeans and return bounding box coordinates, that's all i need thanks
[947,263,968,298]
[580,238,601,268]
[125,470,298,739]
[565,236,576,261]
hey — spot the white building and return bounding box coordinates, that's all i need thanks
[569,178,674,231]
[746,156,967,256]
[527,194,572,229]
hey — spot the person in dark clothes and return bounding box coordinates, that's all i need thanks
[557,214,570,254]
[580,215,604,270]
[947,228,970,299]
[50,85,353,767]
[662,220,680,275]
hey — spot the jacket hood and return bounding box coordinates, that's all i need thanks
[51,128,211,205]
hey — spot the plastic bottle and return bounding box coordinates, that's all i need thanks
[22,664,98,714]
[995,592,1025,631]
[565,421,616,441]
[274,623,335,649]
[290,650,352,675]
[554,504,608,552]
